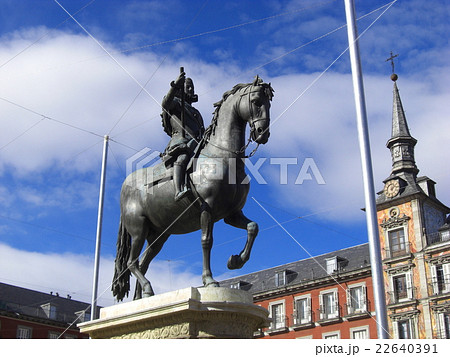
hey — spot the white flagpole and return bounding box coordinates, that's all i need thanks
[344,0,389,338]
[91,135,109,320]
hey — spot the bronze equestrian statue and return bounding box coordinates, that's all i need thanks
[112,71,274,301]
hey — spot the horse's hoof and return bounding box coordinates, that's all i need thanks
[227,255,244,270]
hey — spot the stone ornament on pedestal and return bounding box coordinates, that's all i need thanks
[78,287,269,339]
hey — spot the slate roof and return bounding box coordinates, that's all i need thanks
[0,282,97,325]
[219,243,371,296]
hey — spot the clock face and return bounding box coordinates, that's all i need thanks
[384,180,400,198]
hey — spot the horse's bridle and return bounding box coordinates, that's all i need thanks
[205,85,265,158]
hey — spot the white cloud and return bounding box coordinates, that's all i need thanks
[0,242,201,307]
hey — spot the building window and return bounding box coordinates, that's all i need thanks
[48,331,60,339]
[323,331,340,339]
[75,310,91,323]
[319,289,339,320]
[17,326,32,339]
[437,312,450,339]
[351,326,369,339]
[431,264,450,295]
[392,274,413,302]
[388,228,406,257]
[347,284,367,314]
[294,296,311,325]
[397,319,414,339]
[230,282,240,289]
[275,271,286,287]
[269,300,286,330]
[326,258,338,274]
[41,303,57,320]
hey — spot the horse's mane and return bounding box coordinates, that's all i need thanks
[204,77,274,141]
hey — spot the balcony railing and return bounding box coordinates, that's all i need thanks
[383,242,411,260]
[386,286,417,305]
[291,310,313,327]
[268,315,288,331]
[428,278,450,296]
[427,231,450,246]
[344,299,370,316]
[317,304,341,322]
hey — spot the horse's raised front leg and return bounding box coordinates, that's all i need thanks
[200,203,219,287]
[224,210,258,270]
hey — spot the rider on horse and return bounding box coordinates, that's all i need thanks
[161,70,205,201]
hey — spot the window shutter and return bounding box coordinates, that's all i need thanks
[319,294,324,319]
[431,265,438,294]
[443,263,450,293]
[406,273,413,299]
[306,296,311,322]
[362,286,367,310]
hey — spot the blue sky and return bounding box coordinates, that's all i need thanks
[0,0,448,307]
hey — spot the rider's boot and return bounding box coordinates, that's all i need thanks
[173,163,189,201]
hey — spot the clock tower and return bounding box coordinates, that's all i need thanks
[376,71,450,339]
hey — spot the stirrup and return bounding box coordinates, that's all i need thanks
[175,187,190,201]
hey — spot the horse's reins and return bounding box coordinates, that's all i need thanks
[205,85,262,158]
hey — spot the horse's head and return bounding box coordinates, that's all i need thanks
[238,76,274,145]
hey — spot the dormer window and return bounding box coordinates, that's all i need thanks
[230,282,240,289]
[326,258,338,274]
[275,271,286,287]
[41,303,57,319]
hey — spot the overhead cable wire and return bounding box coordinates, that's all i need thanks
[252,196,392,338]
[265,0,398,134]
[0,118,44,152]
[107,0,209,137]
[112,0,337,56]
[0,0,96,71]
[0,96,104,138]
[57,196,201,338]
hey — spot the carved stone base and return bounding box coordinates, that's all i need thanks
[78,287,269,339]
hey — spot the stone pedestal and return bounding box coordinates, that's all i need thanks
[78,287,269,339]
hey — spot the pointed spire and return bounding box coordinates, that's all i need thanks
[386,74,418,177]
[390,81,412,138]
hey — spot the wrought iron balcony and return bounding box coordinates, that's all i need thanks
[291,309,313,327]
[317,304,341,323]
[344,299,370,317]
[428,278,450,296]
[268,314,289,332]
[383,242,411,260]
[427,231,450,246]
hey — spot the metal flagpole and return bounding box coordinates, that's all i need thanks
[343,0,389,338]
[91,134,109,320]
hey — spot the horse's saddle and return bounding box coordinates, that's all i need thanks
[145,138,204,189]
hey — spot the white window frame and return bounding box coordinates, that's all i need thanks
[385,225,409,258]
[17,325,32,339]
[275,271,286,287]
[326,257,338,274]
[230,282,240,289]
[394,319,415,339]
[437,312,450,339]
[293,294,311,325]
[350,325,369,339]
[391,271,413,302]
[48,331,60,339]
[431,263,450,295]
[319,288,339,320]
[268,299,286,330]
[322,330,340,339]
[347,283,367,314]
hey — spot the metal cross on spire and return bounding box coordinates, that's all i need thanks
[386,51,399,73]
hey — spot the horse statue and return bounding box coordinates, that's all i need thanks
[112,76,274,301]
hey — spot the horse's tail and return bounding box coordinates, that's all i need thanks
[112,217,131,301]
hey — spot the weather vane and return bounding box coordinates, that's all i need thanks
[385,51,399,81]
